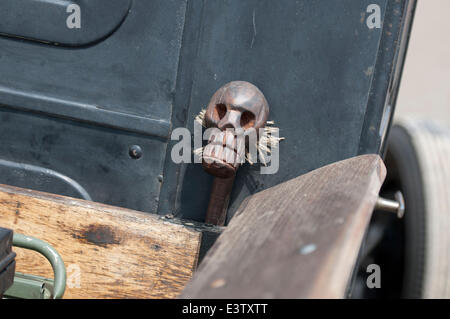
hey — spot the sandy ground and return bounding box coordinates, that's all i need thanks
[395,0,450,125]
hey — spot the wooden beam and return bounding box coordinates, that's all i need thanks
[180,155,386,299]
[0,184,209,299]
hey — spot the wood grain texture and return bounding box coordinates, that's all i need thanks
[180,155,386,299]
[0,184,202,299]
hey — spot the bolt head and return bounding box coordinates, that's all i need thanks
[129,145,143,159]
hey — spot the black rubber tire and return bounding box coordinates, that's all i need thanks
[385,118,450,298]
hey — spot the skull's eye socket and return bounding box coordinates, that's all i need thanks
[240,111,255,129]
[214,104,227,121]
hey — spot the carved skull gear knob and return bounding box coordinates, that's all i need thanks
[202,81,269,178]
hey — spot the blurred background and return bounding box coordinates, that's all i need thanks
[396,0,450,125]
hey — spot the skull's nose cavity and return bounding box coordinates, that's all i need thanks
[240,111,256,129]
[218,109,241,131]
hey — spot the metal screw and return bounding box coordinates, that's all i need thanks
[375,191,405,218]
[41,284,52,299]
[129,145,143,159]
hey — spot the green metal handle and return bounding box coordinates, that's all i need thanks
[13,233,66,299]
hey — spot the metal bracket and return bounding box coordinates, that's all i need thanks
[3,273,54,299]
[4,233,66,299]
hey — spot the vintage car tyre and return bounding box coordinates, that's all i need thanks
[385,117,450,298]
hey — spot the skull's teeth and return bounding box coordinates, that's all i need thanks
[202,131,240,167]
[225,131,235,149]
[200,124,283,167]
[212,144,222,158]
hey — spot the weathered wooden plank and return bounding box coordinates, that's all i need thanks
[0,184,203,299]
[180,155,386,299]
